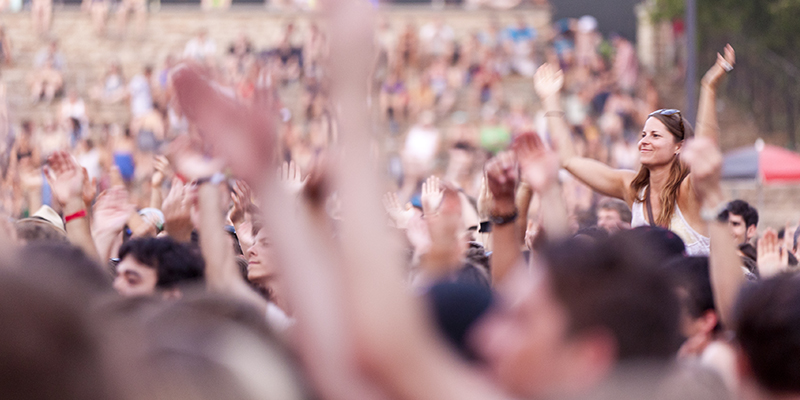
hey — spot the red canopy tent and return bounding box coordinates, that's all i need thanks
[722,142,800,183]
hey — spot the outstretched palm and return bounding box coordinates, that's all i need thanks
[533,63,565,100]
[514,132,559,192]
[45,151,85,207]
[171,64,278,189]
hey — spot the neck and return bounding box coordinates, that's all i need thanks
[647,163,672,195]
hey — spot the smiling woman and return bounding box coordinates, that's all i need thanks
[533,45,736,256]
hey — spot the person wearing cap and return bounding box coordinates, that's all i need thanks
[15,205,68,243]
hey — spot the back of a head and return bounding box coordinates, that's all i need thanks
[118,237,205,290]
[735,275,800,394]
[663,256,718,330]
[540,236,683,362]
[17,242,113,297]
[0,269,118,400]
[103,291,309,400]
[614,226,685,265]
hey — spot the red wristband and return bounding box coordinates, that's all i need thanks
[64,209,87,223]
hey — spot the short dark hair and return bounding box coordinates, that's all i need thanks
[735,275,800,394]
[118,237,205,289]
[719,200,758,228]
[597,198,632,224]
[663,256,720,333]
[540,236,683,362]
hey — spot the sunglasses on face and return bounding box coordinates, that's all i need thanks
[649,109,685,140]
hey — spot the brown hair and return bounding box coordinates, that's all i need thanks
[629,113,693,227]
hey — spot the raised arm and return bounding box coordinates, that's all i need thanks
[485,151,523,284]
[91,187,135,263]
[695,45,735,144]
[167,135,269,315]
[682,137,744,329]
[45,151,101,262]
[534,64,634,201]
[514,132,569,240]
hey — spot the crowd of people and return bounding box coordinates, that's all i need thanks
[1,1,800,400]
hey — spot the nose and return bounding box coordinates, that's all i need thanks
[246,244,257,260]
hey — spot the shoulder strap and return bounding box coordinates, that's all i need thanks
[645,186,656,227]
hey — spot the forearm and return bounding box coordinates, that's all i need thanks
[542,95,577,164]
[93,230,121,262]
[538,184,570,240]
[706,190,745,329]
[198,183,266,312]
[695,84,720,143]
[258,185,383,400]
[149,184,162,210]
[63,198,101,261]
[515,183,533,244]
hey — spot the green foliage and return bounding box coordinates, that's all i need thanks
[650,0,800,62]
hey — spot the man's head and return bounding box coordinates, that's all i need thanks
[663,256,720,356]
[735,275,800,395]
[719,200,758,244]
[114,237,204,297]
[247,223,288,313]
[475,236,682,398]
[596,198,632,233]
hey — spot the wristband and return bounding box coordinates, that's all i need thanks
[64,209,87,223]
[489,210,518,226]
[545,110,565,118]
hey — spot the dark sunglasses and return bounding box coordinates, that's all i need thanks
[649,109,685,140]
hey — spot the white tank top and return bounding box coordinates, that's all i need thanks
[631,187,710,256]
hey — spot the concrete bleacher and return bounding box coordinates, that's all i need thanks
[0,5,551,125]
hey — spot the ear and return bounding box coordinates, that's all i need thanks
[746,225,757,241]
[698,310,719,336]
[567,328,617,391]
[674,140,684,154]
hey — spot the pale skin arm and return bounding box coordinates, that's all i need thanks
[682,137,744,329]
[486,151,523,285]
[46,151,101,262]
[328,2,507,398]
[515,132,570,240]
[695,45,735,144]
[534,64,635,202]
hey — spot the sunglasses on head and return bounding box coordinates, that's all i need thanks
[649,109,685,139]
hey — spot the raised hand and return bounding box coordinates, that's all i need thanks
[533,63,565,100]
[382,192,414,229]
[228,180,252,226]
[45,151,85,207]
[279,161,307,195]
[485,151,518,214]
[757,228,789,278]
[702,44,735,88]
[681,137,724,205]
[92,186,135,235]
[514,132,560,192]
[476,174,493,219]
[171,63,278,189]
[420,175,444,216]
[166,135,223,182]
[162,178,194,242]
[152,155,171,188]
[81,168,98,208]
